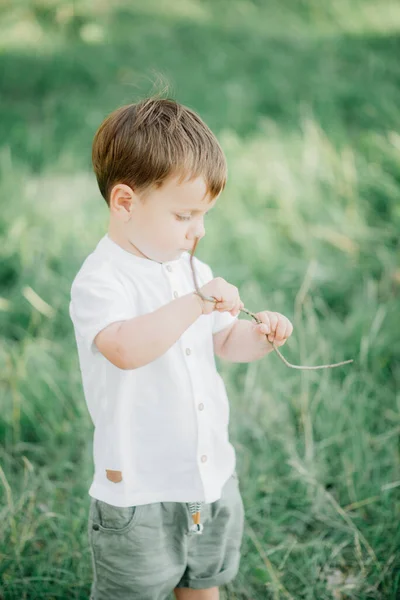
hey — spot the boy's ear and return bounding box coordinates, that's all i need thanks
[109,183,136,219]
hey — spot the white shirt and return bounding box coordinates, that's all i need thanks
[69,234,239,507]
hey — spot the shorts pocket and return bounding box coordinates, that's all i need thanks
[94,499,142,534]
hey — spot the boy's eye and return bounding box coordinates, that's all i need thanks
[175,213,210,222]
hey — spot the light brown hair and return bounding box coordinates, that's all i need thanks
[92,97,227,205]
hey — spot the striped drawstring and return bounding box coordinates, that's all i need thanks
[187,501,204,534]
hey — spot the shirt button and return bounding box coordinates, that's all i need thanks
[166,265,172,272]
[92,524,100,530]
[198,403,204,411]
[201,455,208,463]
[173,290,179,298]
[185,348,191,355]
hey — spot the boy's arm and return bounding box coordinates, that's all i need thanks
[94,292,204,370]
[213,319,275,362]
[213,321,236,358]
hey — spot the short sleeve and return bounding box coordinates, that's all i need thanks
[69,265,135,354]
[198,261,239,335]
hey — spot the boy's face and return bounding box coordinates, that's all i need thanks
[110,174,219,263]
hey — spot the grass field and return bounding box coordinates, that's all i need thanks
[1,1,399,598]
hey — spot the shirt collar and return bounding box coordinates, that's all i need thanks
[98,234,188,270]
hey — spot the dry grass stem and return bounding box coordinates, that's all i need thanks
[190,237,354,371]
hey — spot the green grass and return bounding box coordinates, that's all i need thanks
[0,0,399,598]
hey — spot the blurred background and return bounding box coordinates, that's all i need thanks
[1,1,399,598]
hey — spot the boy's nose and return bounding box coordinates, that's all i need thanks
[187,222,205,242]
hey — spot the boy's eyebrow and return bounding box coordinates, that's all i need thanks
[179,205,215,213]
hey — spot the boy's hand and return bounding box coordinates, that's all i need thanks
[196,277,244,316]
[253,311,293,347]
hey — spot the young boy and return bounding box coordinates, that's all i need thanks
[69,97,293,600]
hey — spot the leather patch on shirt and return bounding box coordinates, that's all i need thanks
[106,469,123,483]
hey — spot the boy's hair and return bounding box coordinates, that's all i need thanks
[92,97,227,205]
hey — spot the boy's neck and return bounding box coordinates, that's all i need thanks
[107,228,160,263]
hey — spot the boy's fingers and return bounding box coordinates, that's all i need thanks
[275,318,287,340]
[268,312,279,332]
[216,299,236,311]
[231,299,244,316]
[256,313,271,335]
[255,312,293,341]
[258,323,270,334]
[235,302,244,315]
[283,321,292,339]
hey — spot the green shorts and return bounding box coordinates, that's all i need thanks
[87,471,245,599]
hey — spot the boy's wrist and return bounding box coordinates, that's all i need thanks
[192,291,205,316]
